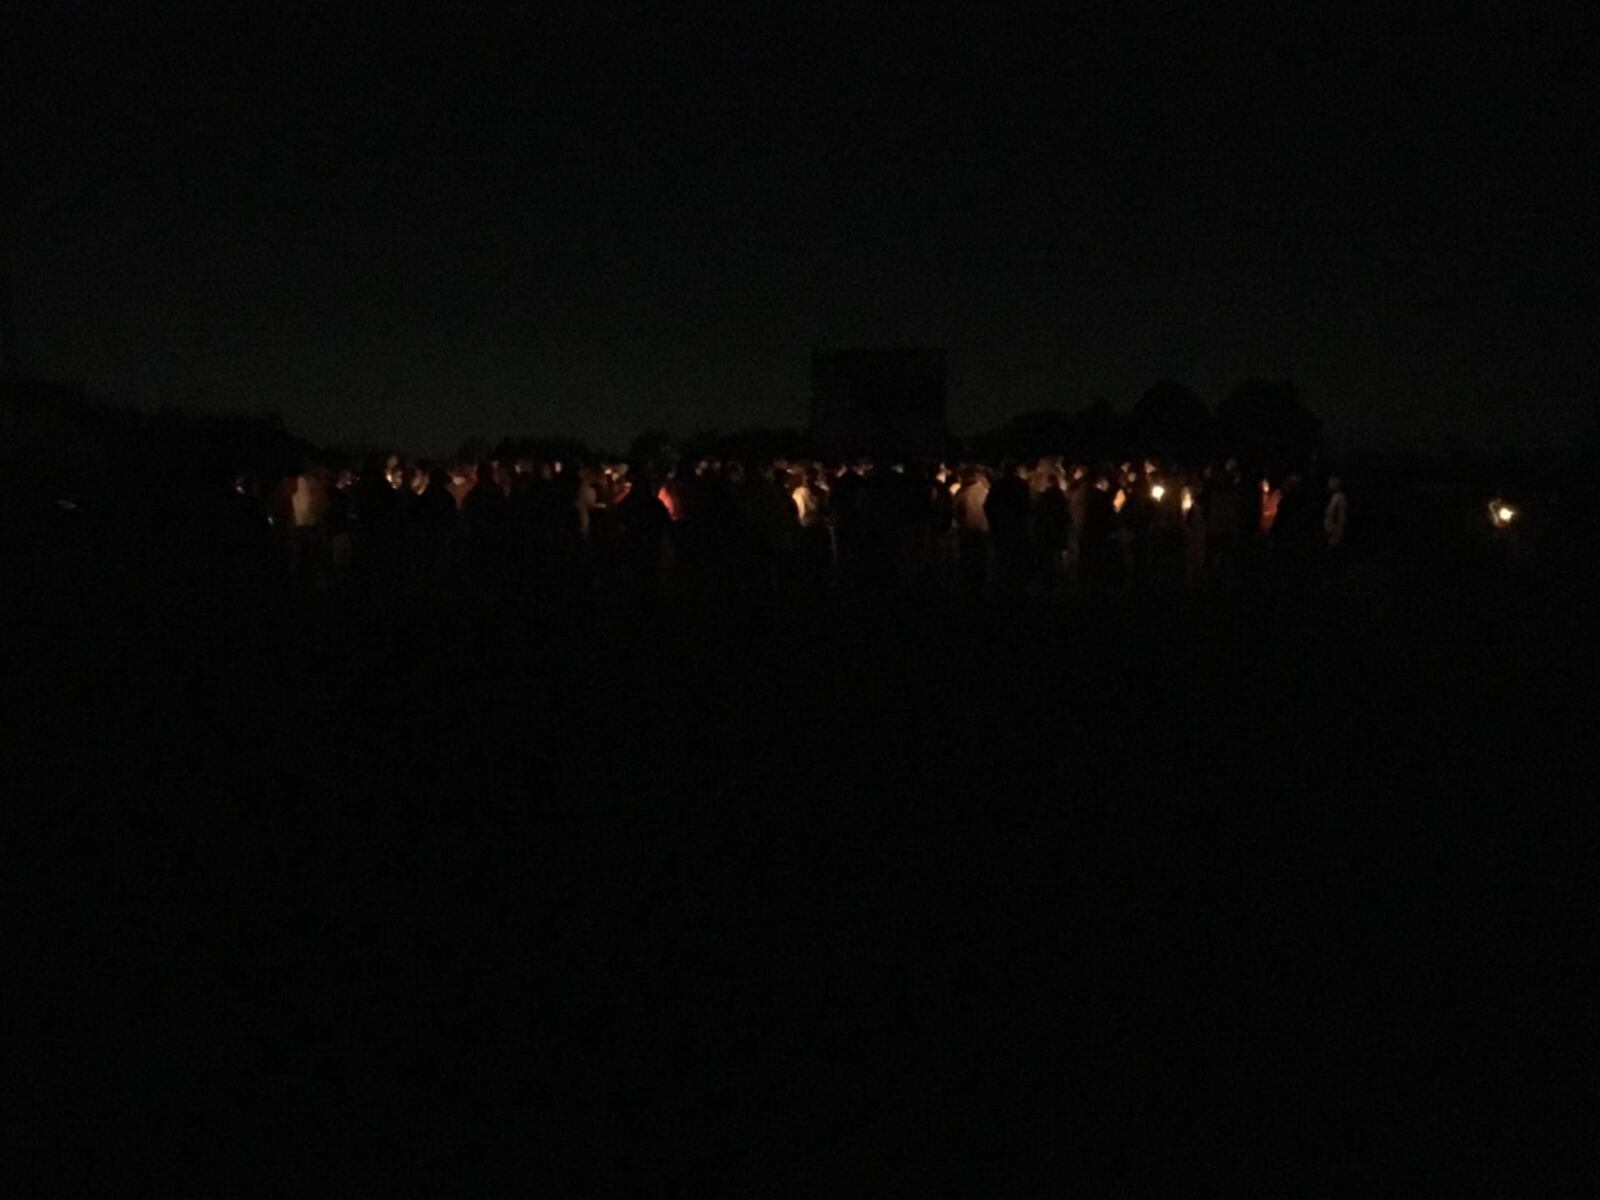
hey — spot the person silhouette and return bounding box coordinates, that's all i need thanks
[953,466,991,599]
[1324,475,1348,549]
[617,468,671,606]
[415,468,459,595]
[984,460,1032,595]
[1032,468,1070,594]
[464,462,507,594]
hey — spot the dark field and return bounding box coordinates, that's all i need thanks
[8,536,1595,1192]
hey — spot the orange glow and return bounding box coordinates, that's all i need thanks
[1260,488,1280,532]
[658,485,683,522]
[1113,488,1127,513]
[792,484,822,527]
[1180,487,1193,514]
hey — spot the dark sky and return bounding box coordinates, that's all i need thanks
[4,3,1593,454]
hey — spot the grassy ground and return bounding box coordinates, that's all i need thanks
[7,534,1594,1191]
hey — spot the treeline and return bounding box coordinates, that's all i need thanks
[968,379,1321,472]
[0,373,1323,481]
[1,377,315,511]
[12,371,1584,507]
[429,378,1325,477]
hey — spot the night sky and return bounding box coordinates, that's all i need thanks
[5,3,1593,455]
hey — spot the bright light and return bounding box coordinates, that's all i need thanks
[1488,499,1517,528]
[1181,487,1193,514]
[1497,506,1514,523]
[1150,484,1166,502]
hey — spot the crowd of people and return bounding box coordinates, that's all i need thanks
[222,449,1350,604]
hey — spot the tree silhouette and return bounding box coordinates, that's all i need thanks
[1074,398,1122,462]
[628,428,673,467]
[1131,380,1209,462]
[1215,378,1322,472]
[970,406,1110,462]
[518,435,591,465]
[1009,408,1077,457]
[678,429,724,462]
[721,426,814,461]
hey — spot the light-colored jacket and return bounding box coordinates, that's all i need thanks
[1324,491,1348,546]
[954,481,991,533]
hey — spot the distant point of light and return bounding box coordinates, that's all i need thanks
[1490,500,1517,527]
